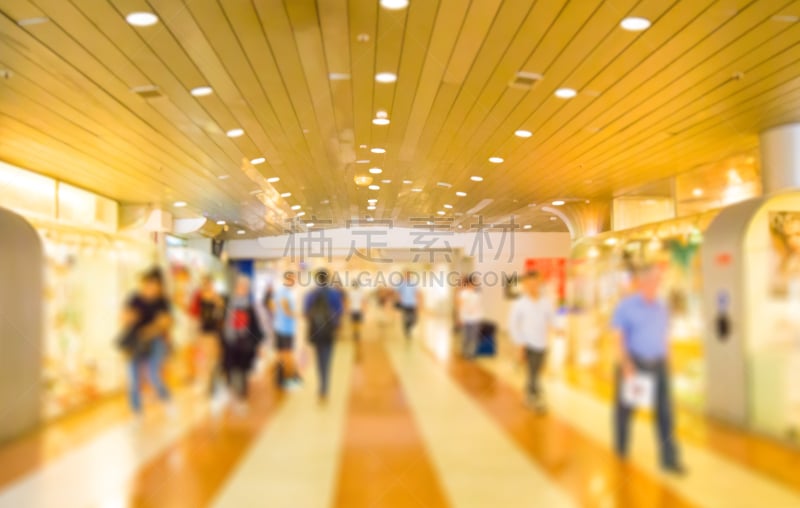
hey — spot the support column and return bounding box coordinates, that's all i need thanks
[761,123,800,193]
[542,201,611,241]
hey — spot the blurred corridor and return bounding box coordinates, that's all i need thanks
[1,312,799,508]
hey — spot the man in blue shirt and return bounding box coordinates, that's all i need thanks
[396,271,423,341]
[273,271,301,389]
[304,269,344,402]
[611,264,685,475]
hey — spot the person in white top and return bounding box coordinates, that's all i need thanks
[507,271,554,412]
[348,282,367,360]
[457,274,484,358]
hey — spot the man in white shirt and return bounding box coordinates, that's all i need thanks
[457,274,483,358]
[507,271,554,413]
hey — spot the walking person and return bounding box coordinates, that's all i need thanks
[457,273,483,358]
[348,281,367,359]
[222,275,264,414]
[119,268,173,416]
[273,271,302,390]
[507,271,553,413]
[396,271,423,341]
[612,264,686,474]
[189,274,224,395]
[304,269,344,403]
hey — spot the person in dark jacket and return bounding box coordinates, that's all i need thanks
[222,275,264,414]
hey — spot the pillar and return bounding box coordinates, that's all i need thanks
[761,123,800,193]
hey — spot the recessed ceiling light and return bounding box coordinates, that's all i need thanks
[375,72,397,83]
[403,180,413,184]
[523,224,532,230]
[368,199,378,203]
[369,167,383,174]
[250,157,266,165]
[488,157,504,164]
[321,199,330,204]
[356,33,370,43]
[368,184,380,190]
[297,211,306,217]
[307,222,315,227]
[381,179,392,184]
[514,129,532,138]
[436,182,452,188]
[605,238,618,246]
[376,110,389,119]
[372,118,391,125]
[367,205,376,211]
[237,230,246,235]
[471,176,484,182]
[226,128,244,138]
[126,12,159,27]
[190,86,213,97]
[552,200,565,206]
[218,174,230,180]
[291,205,301,210]
[443,204,453,209]
[380,0,409,10]
[354,175,373,186]
[17,17,49,26]
[693,188,704,197]
[620,16,651,31]
[554,88,577,99]
[550,216,557,221]
[437,211,446,216]
[329,72,351,80]
[370,147,386,154]
[356,159,371,164]
[280,192,292,198]
[267,177,280,183]
[456,191,467,197]
[772,14,800,22]
[173,201,187,208]
[411,188,423,193]
[216,220,226,225]
[457,224,464,229]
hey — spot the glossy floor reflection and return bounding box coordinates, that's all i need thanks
[1,314,799,507]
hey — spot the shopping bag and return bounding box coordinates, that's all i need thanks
[622,372,655,409]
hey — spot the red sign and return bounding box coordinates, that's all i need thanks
[715,253,732,266]
[525,258,567,303]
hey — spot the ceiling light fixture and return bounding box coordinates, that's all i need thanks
[372,118,390,126]
[307,223,315,227]
[456,191,467,197]
[216,220,226,225]
[514,129,532,138]
[356,159,371,164]
[250,157,266,165]
[356,33,370,43]
[411,188,423,193]
[375,72,397,83]
[380,0,409,10]
[381,179,392,184]
[218,174,230,180]
[190,86,213,97]
[368,199,378,203]
[369,167,383,174]
[226,128,244,138]
[370,147,386,154]
[237,230,246,235]
[354,175,373,186]
[693,188,704,197]
[403,180,413,184]
[554,88,577,99]
[291,205,301,210]
[297,212,306,217]
[367,205,376,211]
[267,177,280,183]
[368,184,380,190]
[550,216,557,221]
[280,192,292,198]
[471,176,484,182]
[437,211,446,216]
[488,156,504,164]
[17,17,49,26]
[523,224,532,230]
[173,201,187,208]
[443,204,453,209]
[552,200,565,206]
[329,72,351,81]
[620,16,652,31]
[126,12,159,26]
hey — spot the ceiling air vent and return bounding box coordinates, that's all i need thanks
[509,71,543,90]
[131,85,162,99]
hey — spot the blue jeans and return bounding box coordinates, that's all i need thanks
[129,338,171,412]
[314,341,334,397]
[614,358,679,468]
[401,306,417,339]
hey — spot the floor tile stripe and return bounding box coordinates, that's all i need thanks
[211,341,355,508]
[334,338,450,508]
[386,334,576,508]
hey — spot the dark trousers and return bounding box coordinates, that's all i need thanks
[525,348,547,398]
[614,358,679,468]
[401,306,417,339]
[314,340,334,397]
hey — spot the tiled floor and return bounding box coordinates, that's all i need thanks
[2,313,800,507]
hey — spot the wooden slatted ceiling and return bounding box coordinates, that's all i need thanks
[0,0,798,237]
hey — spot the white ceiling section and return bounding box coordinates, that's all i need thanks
[0,0,798,237]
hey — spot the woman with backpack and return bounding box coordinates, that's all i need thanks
[303,269,344,402]
[222,275,264,414]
